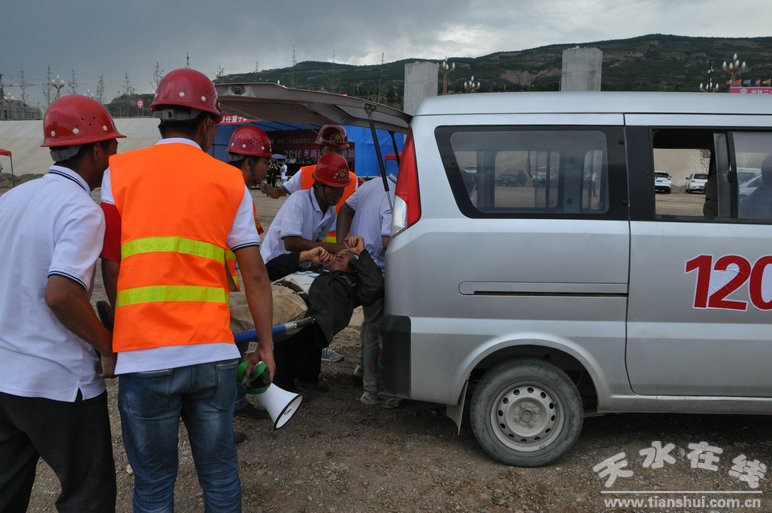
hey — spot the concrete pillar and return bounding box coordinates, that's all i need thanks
[403,62,439,115]
[561,47,603,91]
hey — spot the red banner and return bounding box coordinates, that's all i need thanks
[729,87,772,95]
[271,130,355,166]
[219,114,255,125]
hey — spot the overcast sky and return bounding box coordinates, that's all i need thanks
[3,0,771,108]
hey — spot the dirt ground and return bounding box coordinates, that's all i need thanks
[12,187,772,512]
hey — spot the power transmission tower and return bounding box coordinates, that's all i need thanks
[42,66,52,106]
[67,70,79,95]
[95,74,105,104]
[18,69,33,105]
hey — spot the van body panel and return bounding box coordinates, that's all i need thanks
[627,221,772,396]
[397,315,629,405]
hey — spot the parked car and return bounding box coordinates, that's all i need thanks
[496,169,527,186]
[684,172,708,193]
[737,168,759,186]
[654,171,672,193]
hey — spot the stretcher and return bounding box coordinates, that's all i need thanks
[233,316,316,344]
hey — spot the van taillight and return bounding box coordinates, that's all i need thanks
[394,131,420,233]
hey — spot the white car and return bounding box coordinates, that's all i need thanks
[654,171,671,193]
[684,172,708,193]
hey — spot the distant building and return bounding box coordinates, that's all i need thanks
[0,98,42,120]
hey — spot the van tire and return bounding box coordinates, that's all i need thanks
[469,359,583,467]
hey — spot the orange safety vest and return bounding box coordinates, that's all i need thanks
[110,143,245,351]
[297,165,357,243]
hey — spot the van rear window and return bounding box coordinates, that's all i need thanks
[438,127,611,216]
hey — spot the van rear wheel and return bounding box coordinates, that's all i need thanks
[470,359,583,467]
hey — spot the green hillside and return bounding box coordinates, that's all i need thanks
[217,34,772,109]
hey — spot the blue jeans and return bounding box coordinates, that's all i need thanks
[118,360,240,513]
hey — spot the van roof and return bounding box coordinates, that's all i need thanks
[415,91,772,117]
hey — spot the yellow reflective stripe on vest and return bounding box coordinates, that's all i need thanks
[122,236,225,263]
[116,285,229,307]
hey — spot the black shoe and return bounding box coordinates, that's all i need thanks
[233,430,247,445]
[234,402,268,420]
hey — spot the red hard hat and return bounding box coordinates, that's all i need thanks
[41,95,125,147]
[315,124,349,150]
[227,125,272,158]
[150,68,222,122]
[312,153,351,188]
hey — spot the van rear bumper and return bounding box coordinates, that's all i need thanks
[381,314,411,397]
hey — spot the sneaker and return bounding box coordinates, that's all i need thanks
[235,402,268,420]
[321,347,344,362]
[233,430,247,445]
[353,365,364,379]
[359,391,382,406]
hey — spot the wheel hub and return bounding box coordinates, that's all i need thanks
[491,384,563,451]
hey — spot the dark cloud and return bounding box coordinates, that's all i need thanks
[3,0,770,108]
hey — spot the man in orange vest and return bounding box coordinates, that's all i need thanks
[262,124,357,242]
[99,68,274,512]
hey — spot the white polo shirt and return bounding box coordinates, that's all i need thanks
[0,166,106,402]
[346,175,396,271]
[100,138,259,374]
[281,165,307,194]
[260,188,336,263]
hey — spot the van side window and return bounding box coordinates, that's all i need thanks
[734,132,772,221]
[649,129,772,222]
[438,127,614,217]
[651,129,715,218]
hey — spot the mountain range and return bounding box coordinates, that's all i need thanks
[216,33,772,109]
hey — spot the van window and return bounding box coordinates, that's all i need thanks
[438,127,612,217]
[734,131,772,220]
[648,128,772,221]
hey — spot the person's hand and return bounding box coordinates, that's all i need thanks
[300,246,332,266]
[262,184,285,199]
[99,353,117,379]
[344,236,365,255]
[248,344,275,382]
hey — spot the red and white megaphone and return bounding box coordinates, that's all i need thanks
[237,361,302,429]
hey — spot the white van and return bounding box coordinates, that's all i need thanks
[382,91,772,467]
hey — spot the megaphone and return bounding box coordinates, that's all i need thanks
[256,384,303,429]
[236,361,302,429]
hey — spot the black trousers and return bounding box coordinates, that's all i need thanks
[273,325,323,390]
[0,391,116,513]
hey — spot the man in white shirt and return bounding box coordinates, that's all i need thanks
[0,95,124,513]
[336,173,400,407]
